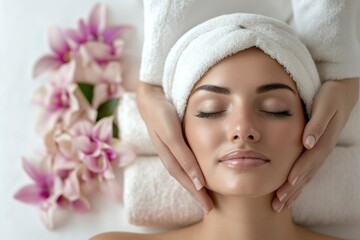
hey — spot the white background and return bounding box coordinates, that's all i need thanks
[0,0,148,239]
[0,0,359,239]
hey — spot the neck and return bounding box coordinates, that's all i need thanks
[195,192,300,240]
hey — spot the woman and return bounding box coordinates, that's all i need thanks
[92,14,344,239]
[136,0,360,213]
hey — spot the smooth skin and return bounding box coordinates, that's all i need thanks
[137,73,359,213]
[92,48,342,240]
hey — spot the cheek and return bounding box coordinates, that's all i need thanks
[185,120,222,160]
[266,119,305,167]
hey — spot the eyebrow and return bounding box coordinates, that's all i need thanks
[192,84,230,95]
[256,83,296,94]
[192,83,296,95]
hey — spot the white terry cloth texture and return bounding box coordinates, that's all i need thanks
[140,0,360,86]
[124,156,203,227]
[291,0,360,81]
[118,93,156,155]
[124,146,360,226]
[140,0,292,85]
[120,92,360,226]
[162,13,321,120]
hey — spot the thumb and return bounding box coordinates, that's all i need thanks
[302,102,335,149]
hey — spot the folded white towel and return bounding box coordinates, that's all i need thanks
[291,0,360,81]
[293,145,360,225]
[123,156,203,227]
[118,93,157,155]
[124,146,360,226]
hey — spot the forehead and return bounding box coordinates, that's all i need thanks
[193,47,298,92]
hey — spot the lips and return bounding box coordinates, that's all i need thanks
[219,150,270,169]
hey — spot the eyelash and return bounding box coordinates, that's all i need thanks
[260,110,292,118]
[195,110,292,119]
[195,110,226,118]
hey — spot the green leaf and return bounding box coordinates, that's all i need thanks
[113,122,119,139]
[96,98,119,121]
[77,82,94,104]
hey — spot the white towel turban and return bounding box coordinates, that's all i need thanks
[162,13,321,119]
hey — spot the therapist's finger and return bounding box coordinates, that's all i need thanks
[149,129,214,213]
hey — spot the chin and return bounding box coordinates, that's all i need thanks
[205,167,287,197]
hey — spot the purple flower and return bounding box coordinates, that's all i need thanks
[14,158,54,205]
[33,26,73,78]
[66,3,128,49]
[55,117,135,180]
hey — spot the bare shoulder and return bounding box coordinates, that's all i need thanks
[90,231,159,240]
[90,226,196,240]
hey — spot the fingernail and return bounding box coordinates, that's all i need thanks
[305,135,316,149]
[278,192,287,202]
[276,203,285,213]
[193,177,203,191]
[291,176,299,186]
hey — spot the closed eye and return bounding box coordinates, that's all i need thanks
[195,110,226,118]
[260,110,292,118]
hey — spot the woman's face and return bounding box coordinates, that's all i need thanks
[183,48,306,197]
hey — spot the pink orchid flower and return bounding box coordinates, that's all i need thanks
[33,26,73,78]
[33,63,96,136]
[56,117,135,180]
[14,157,54,205]
[65,3,128,63]
[74,57,124,107]
[92,61,124,108]
[54,169,91,212]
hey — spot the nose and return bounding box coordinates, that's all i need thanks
[228,108,261,143]
[232,128,261,143]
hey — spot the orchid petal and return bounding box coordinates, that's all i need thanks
[92,84,108,108]
[22,158,43,183]
[110,141,136,167]
[14,185,47,204]
[65,28,82,45]
[63,171,80,201]
[93,117,113,142]
[72,120,92,136]
[88,3,106,38]
[118,149,136,167]
[33,55,62,78]
[83,155,108,173]
[79,19,89,40]
[77,45,94,67]
[71,196,91,212]
[40,201,56,229]
[103,62,122,83]
[102,25,128,44]
[82,42,112,62]
[76,58,103,83]
[74,135,97,155]
[56,62,76,84]
[35,109,62,136]
[55,133,74,158]
[112,39,125,57]
[48,25,71,57]
[53,155,78,178]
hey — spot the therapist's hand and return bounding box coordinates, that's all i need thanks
[136,81,214,213]
[272,77,359,212]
